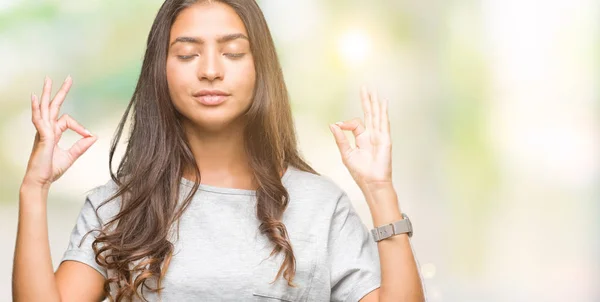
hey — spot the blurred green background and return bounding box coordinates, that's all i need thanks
[0,0,598,301]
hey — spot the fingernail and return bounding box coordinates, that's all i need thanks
[64,74,71,82]
[30,92,34,102]
[335,121,343,126]
[84,129,92,136]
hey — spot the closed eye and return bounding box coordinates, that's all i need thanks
[224,53,245,59]
[177,55,196,60]
[176,53,245,60]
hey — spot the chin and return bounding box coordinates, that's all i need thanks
[189,114,245,133]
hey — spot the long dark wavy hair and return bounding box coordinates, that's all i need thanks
[88,0,316,300]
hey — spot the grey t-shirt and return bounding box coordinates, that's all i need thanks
[61,166,382,301]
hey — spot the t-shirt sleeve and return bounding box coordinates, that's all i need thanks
[328,192,381,302]
[60,195,108,279]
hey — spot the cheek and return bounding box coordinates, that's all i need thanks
[166,60,178,97]
[232,61,256,100]
[166,59,189,97]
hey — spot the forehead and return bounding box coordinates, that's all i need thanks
[170,2,248,39]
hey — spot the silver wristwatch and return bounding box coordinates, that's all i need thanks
[371,213,413,242]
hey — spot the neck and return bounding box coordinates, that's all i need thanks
[181,119,255,189]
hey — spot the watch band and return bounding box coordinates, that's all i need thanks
[371,213,413,242]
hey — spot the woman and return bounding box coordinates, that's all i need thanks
[13,0,424,301]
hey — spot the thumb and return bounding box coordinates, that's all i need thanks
[329,124,352,159]
[67,135,97,162]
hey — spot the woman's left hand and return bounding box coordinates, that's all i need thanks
[329,86,393,196]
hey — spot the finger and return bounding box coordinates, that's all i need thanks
[56,114,93,138]
[360,85,372,132]
[31,93,52,142]
[371,89,381,132]
[50,75,72,121]
[381,98,390,134]
[335,118,366,138]
[329,124,352,159]
[40,76,52,122]
[31,93,41,126]
[67,136,97,162]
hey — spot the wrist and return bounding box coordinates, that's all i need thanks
[19,182,50,197]
[361,180,394,193]
[370,203,402,227]
[361,183,397,204]
[361,186,403,227]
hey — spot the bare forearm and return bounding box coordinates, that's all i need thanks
[13,185,61,302]
[364,186,424,302]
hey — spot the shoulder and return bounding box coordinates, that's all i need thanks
[85,179,119,205]
[82,179,122,225]
[282,167,356,243]
[285,166,345,202]
[283,167,349,225]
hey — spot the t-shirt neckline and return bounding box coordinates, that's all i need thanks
[180,165,294,196]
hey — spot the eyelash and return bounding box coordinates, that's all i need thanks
[176,53,245,60]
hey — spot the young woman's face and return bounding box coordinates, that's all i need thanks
[166,2,256,132]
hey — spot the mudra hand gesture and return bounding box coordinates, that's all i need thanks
[23,76,97,190]
[329,86,393,196]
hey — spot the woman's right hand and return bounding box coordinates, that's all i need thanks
[22,75,97,190]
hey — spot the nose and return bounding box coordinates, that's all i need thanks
[197,49,224,82]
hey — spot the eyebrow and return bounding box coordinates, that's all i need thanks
[169,33,249,47]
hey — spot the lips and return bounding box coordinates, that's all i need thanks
[194,95,228,106]
[192,89,230,106]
